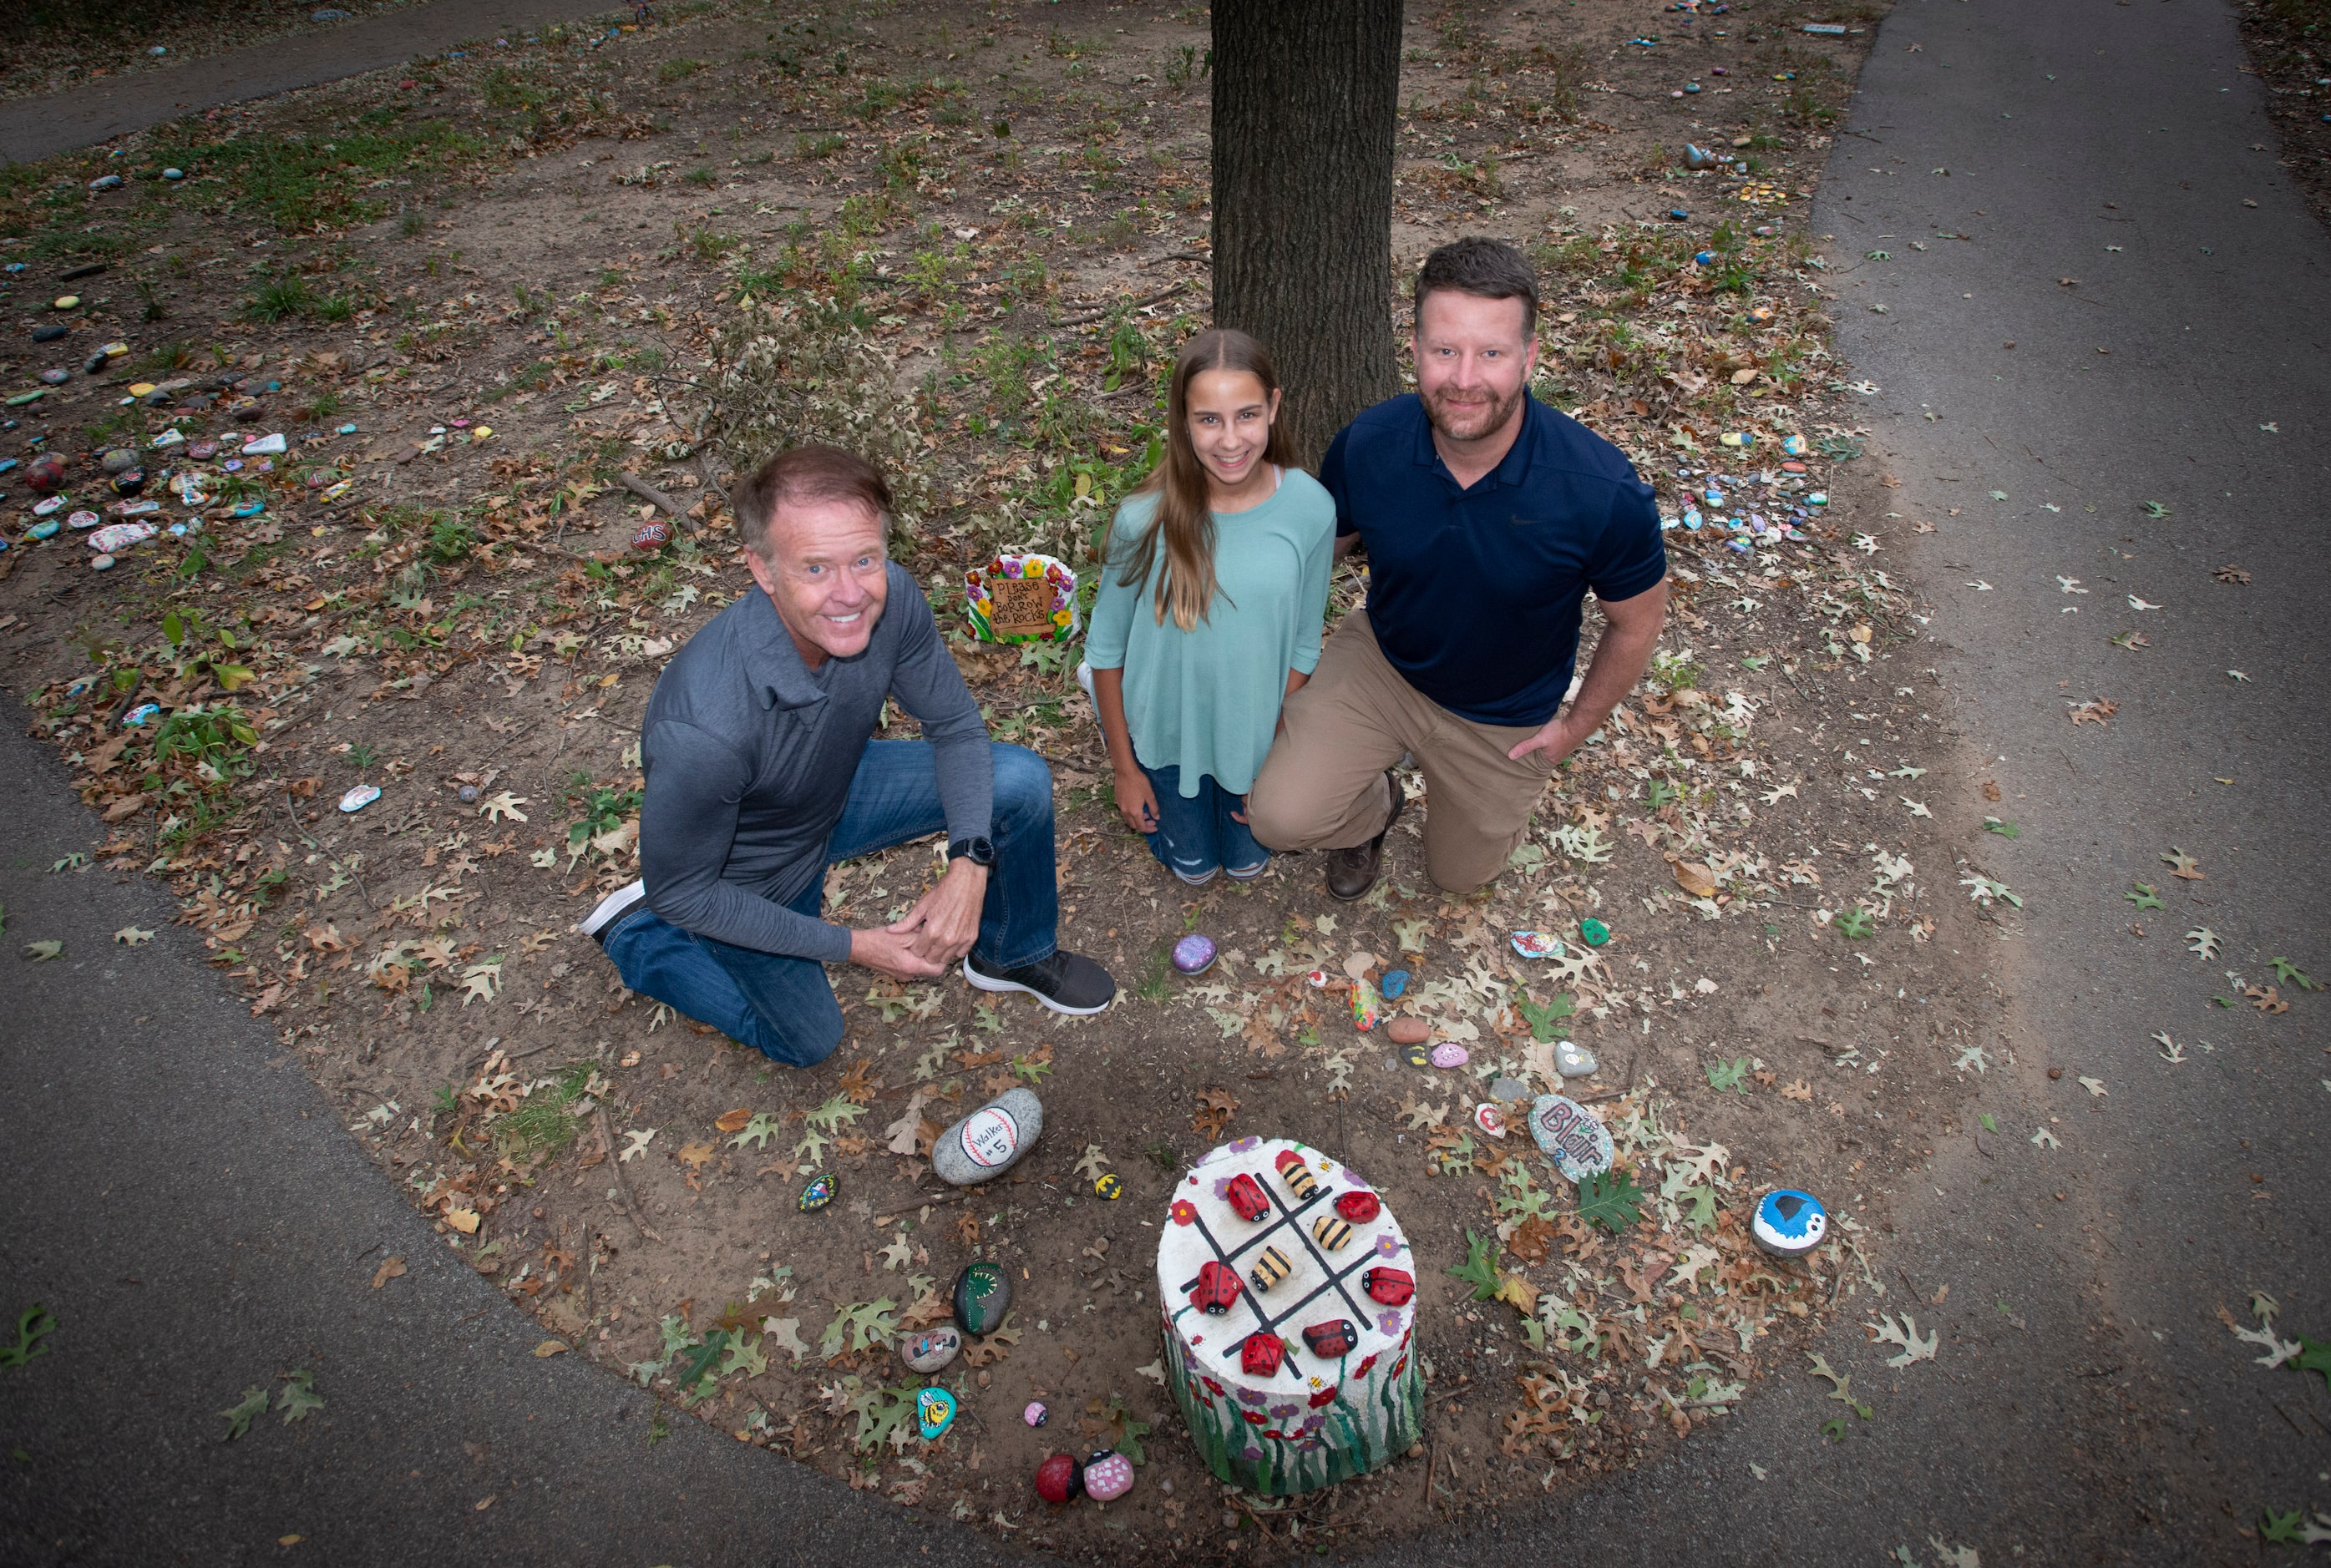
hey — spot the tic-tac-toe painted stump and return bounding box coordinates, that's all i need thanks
[1158,1137,1422,1496]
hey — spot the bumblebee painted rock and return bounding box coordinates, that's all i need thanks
[1239,1331,1285,1378]
[1310,1214,1353,1252]
[1248,1245,1292,1293]
[1274,1148,1320,1201]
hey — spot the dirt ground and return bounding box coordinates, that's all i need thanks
[0,0,2063,1558]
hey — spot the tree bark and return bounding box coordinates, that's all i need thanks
[1211,0,1405,469]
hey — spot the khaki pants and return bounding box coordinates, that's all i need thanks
[1247,611,1558,893]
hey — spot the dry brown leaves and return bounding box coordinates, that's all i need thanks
[1193,1086,1238,1141]
[2068,698,2119,726]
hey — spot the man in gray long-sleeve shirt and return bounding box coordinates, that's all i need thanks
[578,445,1115,1067]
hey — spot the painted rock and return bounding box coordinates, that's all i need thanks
[66,510,99,530]
[1334,1190,1381,1223]
[1304,968,1332,988]
[797,1171,836,1211]
[1528,1094,1616,1184]
[1781,434,1807,457]
[1310,1213,1353,1251]
[1188,1259,1241,1314]
[1246,1245,1291,1293]
[53,295,80,311]
[1094,1171,1122,1200]
[123,703,160,726]
[1363,1266,1414,1307]
[1302,1318,1356,1358]
[1578,918,1612,948]
[337,783,382,814]
[1082,1450,1134,1502]
[1428,1042,1469,1070]
[1553,1039,1599,1078]
[109,468,145,498]
[1386,1017,1430,1046]
[1023,1401,1048,1428]
[899,1326,960,1374]
[24,454,65,493]
[86,521,155,554]
[1379,968,1409,1000]
[163,168,185,181]
[26,519,59,541]
[1273,1147,1319,1201]
[1239,1330,1285,1377]
[33,496,66,516]
[38,368,68,386]
[1473,1104,1508,1139]
[951,1259,1011,1335]
[1509,930,1564,960]
[631,518,670,551]
[1171,933,1215,975]
[1224,1172,1269,1222]
[186,439,219,461]
[1035,1451,1084,1505]
[1350,977,1381,1031]
[241,432,287,456]
[90,554,114,571]
[1752,1189,1828,1257]
[31,324,68,343]
[916,1387,956,1441]
[1400,1042,1430,1069]
[931,1085,1042,1186]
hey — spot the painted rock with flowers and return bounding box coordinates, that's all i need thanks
[1158,1136,1422,1496]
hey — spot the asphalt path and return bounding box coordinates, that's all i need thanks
[6,0,2329,1561]
[0,700,1025,1566]
[0,0,621,167]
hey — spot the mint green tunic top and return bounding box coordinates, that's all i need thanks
[1085,469,1336,797]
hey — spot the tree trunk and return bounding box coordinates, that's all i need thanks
[1211,0,1405,469]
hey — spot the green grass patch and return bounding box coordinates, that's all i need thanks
[146,117,485,233]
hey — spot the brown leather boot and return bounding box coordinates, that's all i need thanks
[1325,768,1406,902]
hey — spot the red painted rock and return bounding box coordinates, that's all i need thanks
[1334,1190,1381,1223]
[1386,1017,1431,1045]
[631,518,671,550]
[1035,1451,1084,1506]
[24,454,66,494]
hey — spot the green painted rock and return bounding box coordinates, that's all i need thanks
[951,1260,1011,1336]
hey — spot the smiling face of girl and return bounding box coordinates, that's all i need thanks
[1182,367,1281,508]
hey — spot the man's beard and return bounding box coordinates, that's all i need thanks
[1422,379,1525,444]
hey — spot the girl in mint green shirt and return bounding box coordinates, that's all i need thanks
[1087,329,1335,885]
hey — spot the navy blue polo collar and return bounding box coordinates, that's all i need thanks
[1409,388,1543,494]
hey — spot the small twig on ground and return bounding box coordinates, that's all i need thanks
[595,1105,661,1242]
[1141,250,1212,267]
[1053,279,1187,328]
[871,1188,970,1226]
[616,471,696,531]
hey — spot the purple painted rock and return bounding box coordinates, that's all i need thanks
[1172,933,1215,975]
[1428,1042,1469,1070]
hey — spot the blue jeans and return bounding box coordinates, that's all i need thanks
[1138,760,1268,883]
[602,741,1058,1068]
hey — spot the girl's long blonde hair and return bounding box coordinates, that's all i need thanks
[1117,328,1291,630]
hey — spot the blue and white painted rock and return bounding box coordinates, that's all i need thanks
[1379,969,1409,1000]
[1509,931,1564,960]
[951,1260,1012,1335]
[1751,1189,1828,1257]
[916,1387,956,1440]
[899,1326,960,1373]
[1528,1094,1615,1184]
[932,1086,1042,1186]
[337,784,381,814]
[797,1171,836,1212]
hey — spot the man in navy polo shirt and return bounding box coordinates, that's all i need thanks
[1247,236,1669,899]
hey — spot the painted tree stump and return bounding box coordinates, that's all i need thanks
[1158,1136,1422,1496]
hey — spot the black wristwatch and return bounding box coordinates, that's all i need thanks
[947,835,996,867]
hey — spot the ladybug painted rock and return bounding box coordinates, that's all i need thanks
[1274,1148,1320,1201]
[1239,1331,1285,1378]
[1189,1259,1242,1314]
[1364,1266,1415,1307]
[1082,1449,1134,1502]
[1334,1190,1381,1223]
[1035,1451,1085,1505]
[1248,1245,1292,1293]
[1302,1319,1357,1359]
[24,454,66,494]
[1224,1171,1269,1222]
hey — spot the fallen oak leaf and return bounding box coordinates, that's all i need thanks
[113,925,155,946]
[714,1108,753,1134]
[2161,847,2204,880]
[370,1256,407,1289]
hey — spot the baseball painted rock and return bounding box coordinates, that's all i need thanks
[1528,1094,1615,1183]
[1035,1451,1084,1505]
[899,1326,960,1373]
[950,1259,1012,1335]
[1082,1449,1134,1502]
[1752,1189,1828,1257]
[931,1086,1042,1186]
